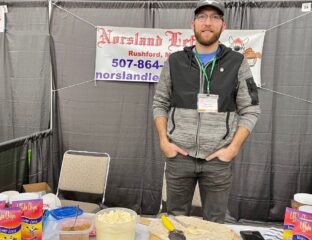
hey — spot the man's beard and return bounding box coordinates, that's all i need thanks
[194,26,222,46]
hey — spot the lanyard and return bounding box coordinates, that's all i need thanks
[194,49,217,94]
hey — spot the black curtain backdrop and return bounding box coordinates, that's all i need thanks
[0,0,311,221]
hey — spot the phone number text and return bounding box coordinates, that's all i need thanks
[112,59,164,69]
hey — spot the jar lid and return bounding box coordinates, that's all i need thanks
[294,193,312,205]
[50,206,83,220]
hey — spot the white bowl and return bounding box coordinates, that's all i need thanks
[9,192,40,204]
[0,193,9,203]
[294,193,312,205]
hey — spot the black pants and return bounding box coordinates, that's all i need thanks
[165,154,232,223]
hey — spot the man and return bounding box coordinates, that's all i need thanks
[153,0,260,223]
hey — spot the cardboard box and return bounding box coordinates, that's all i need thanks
[23,182,52,194]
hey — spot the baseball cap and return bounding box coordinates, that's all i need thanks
[194,0,225,16]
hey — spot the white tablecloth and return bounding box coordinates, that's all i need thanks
[133,223,273,240]
[43,215,282,240]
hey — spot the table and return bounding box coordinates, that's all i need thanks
[43,215,282,240]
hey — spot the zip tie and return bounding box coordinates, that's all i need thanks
[51,0,197,3]
[52,80,94,92]
[49,0,312,103]
[51,0,312,32]
[51,1,97,29]
[266,11,312,32]
[259,86,312,104]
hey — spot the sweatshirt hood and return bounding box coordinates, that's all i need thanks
[183,43,232,59]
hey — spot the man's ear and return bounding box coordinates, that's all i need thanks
[221,21,227,32]
[191,20,195,31]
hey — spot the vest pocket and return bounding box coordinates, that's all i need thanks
[168,107,176,134]
[168,108,197,149]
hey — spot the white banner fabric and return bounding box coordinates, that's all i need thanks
[95,26,265,86]
[0,6,6,33]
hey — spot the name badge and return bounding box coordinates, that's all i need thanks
[197,94,219,112]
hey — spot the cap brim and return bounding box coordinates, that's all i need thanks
[195,4,224,16]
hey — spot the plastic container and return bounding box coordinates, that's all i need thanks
[41,193,62,210]
[292,193,312,210]
[58,214,94,240]
[9,192,40,204]
[0,193,9,203]
[299,205,312,214]
[95,207,137,240]
[50,206,83,220]
[1,190,19,202]
[294,193,312,205]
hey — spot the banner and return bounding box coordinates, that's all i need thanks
[0,6,7,33]
[95,26,265,86]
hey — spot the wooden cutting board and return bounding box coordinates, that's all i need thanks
[139,218,161,240]
[140,216,240,240]
[149,234,162,240]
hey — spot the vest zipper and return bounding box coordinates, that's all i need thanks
[194,57,212,157]
[194,54,220,157]
[194,57,201,157]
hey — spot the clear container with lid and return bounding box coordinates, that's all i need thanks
[95,207,138,240]
[58,214,94,240]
